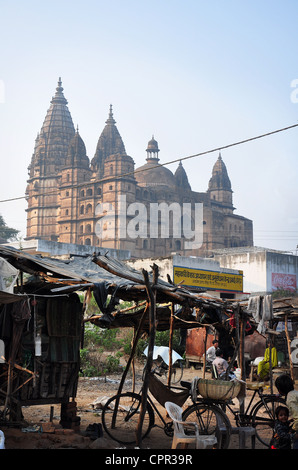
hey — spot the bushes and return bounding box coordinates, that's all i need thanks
[80,324,125,376]
[79,294,184,377]
[80,322,183,377]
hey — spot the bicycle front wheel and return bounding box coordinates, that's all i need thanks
[182,402,231,449]
[101,392,155,444]
[251,396,286,447]
[170,362,184,384]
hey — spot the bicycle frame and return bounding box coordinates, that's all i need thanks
[224,388,259,426]
[146,393,170,431]
[199,386,284,427]
[116,391,168,429]
[113,372,184,433]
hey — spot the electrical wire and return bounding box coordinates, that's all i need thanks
[0,122,298,204]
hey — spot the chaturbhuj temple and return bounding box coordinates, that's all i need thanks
[25,78,253,258]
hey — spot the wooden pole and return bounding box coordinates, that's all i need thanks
[136,267,157,447]
[235,305,245,414]
[167,303,174,387]
[110,306,148,430]
[3,362,12,419]
[116,307,148,396]
[285,314,294,381]
[235,305,240,368]
[131,328,136,393]
[269,335,273,394]
[203,327,207,379]
[239,309,247,382]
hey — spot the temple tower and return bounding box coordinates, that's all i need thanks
[26,78,75,240]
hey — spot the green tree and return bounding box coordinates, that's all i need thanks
[0,215,19,244]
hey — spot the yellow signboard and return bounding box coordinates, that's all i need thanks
[173,266,243,292]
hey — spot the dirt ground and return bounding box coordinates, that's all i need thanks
[0,364,283,450]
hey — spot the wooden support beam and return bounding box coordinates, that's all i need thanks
[167,303,174,387]
[285,314,294,381]
[136,268,157,447]
[203,327,207,379]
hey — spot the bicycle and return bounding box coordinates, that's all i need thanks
[151,358,184,385]
[101,369,229,447]
[101,371,178,445]
[182,381,286,448]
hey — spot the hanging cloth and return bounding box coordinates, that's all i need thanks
[247,295,273,334]
[9,298,31,363]
[93,282,119,327]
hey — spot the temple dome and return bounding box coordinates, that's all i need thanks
[135,137,176,188]
[146,137,159,152]
[135,160,176,187]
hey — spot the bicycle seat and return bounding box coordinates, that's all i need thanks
[180,381,191,390]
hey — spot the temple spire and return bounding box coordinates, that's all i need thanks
[106,104,116,124]
[51,77,68,105]
[146,136,160,161]
[91,105,126,174]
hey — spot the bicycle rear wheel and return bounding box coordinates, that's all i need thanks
[101,392,155,444]
[251,396,286,447]
[182,402,231,449]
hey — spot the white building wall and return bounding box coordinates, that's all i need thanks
[214,248,298,294]
[172,255,240,275]
[214,251,267,293]
[126,254,243,298]
[266,252,298,292]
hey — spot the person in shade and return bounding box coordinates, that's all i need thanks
[275,374,298,449]
[270,406,293,449]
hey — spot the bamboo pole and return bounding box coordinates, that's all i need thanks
[3,362,12,419]
[268,335,273,394]
[203,327,208,379]
[110,306,148,430]
[136,268,157,447]
[116,306,148,396]
[131,328,136,393]
[167,303,174,387]
[234,305,246,414]
[239,309,247,382]
[235,305,240,367]
[285,314,294,381]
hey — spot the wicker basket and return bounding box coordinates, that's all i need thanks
[197,379,241,401]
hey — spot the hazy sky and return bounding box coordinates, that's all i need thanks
[0,0,298,253]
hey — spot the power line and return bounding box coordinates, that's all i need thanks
[0,122,298,204]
